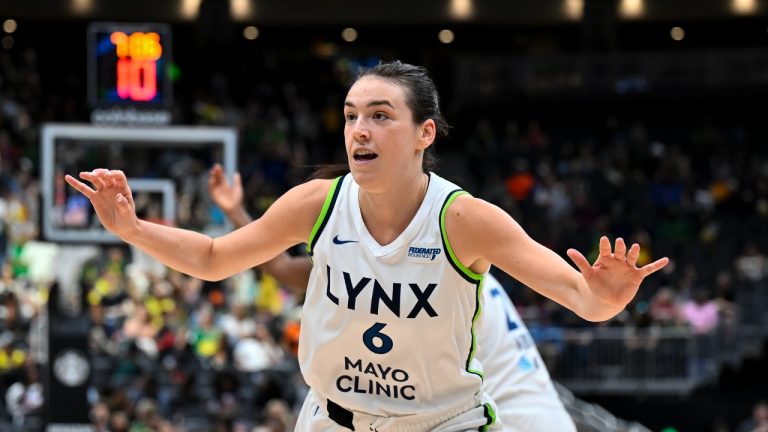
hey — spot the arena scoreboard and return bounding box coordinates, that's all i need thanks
[87,22,172,124]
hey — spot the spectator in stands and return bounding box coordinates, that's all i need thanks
[0,291,29,343]
[219,302,257,346]
[129,398,162,432]
[89,303,118,356]
[736,400,768,432]
[713,271,738,331]
[120,300,159,358]
[680,289,720,379]
[649,288,682,327]
[0,199,8,269]
[90,401,111,432]
[257,398,296,432]
[735,243,767,283]
[680,289,719,335]
[3,361,42,429]
[505,157,536,202]
[233,323,283,373]
[521,120,550,154]
[109,410,130,432]
[187,304,222,361]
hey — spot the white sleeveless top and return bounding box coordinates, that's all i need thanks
[299,172,490,418]
[478,273,562,411]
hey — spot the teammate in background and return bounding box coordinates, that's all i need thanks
[66,61,668,431]
[208,163,577,431]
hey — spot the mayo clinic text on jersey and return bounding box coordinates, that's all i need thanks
[337,357,416,400]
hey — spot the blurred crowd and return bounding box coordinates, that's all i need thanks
[1,36,768,432]
[454,113,768,354]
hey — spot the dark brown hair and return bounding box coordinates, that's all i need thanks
[357,60,449,172]
[310,60,449,180]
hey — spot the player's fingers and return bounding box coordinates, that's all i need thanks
[88,169,111,190]
[78,171,106,191]
[107,170,134,203]
[115,193,132,214]
[567,248,593,275]
[614,237,627,259]
[106,169,126,185]
[626,243,641,267]
[212,163,224,179]
[599,236,611,257]
[94,175,110,191]
[209,164,225,184]
[233,172,242,187]
[639,257,670,277]
[65,174,96,198]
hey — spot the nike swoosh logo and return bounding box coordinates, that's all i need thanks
[333,235,358,245]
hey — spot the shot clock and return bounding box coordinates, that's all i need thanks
[88,22,172,125]
[109,30,162,102]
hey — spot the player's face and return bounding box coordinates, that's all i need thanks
[343,76,432,191]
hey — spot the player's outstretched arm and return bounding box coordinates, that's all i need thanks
[208,163,312,293]
[444,195,669,322]
[66,168,328,282]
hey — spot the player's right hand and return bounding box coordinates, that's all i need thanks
[64,169,139,239]
[208,163,244,214]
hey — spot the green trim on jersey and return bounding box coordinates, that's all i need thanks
[439,191,484,281]
[439,189,486,380]
[466,276,486,380]
[306,175,344,255]
[479,402,498,431]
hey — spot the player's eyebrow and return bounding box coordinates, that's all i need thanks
[344,100,395,109]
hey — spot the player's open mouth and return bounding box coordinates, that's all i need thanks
[353,149,378,162]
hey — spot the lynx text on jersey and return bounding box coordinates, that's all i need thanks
[324,265,439,319]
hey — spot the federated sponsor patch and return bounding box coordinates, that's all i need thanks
[407,246,442,262]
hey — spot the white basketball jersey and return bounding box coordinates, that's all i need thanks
[300,172,495,424]
[478,273,572,430]
[478,273,555,398]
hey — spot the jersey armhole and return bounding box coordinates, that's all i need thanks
[306,175,345,256]
[439,189,484,284]
[440,189,487,380]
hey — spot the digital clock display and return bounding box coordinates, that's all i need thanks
[88,22,172,108]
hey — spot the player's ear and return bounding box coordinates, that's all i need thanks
[416,119,436,150]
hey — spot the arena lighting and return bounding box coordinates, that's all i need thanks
[180,0,201,20]
[450,0,473,20]
[1,36,13,50]
[3,19,17,34]
[438,29,455,44]
[231,0,253,20]
[563,0,584,20]
[732,0,758,14]
[71,0,93,14]
[619,0,644,19]
[671,26,685,41]
[243,25,259,40]
[342,27,358,42]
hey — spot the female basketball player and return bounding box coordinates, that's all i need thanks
[66,61,667,431]
[208,163,577,432]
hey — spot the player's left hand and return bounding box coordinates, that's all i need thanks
[566,236,669,308]
[208,163,244,214]
[64,169,139,239]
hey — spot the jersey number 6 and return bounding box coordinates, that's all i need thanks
[363,322,393,354]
